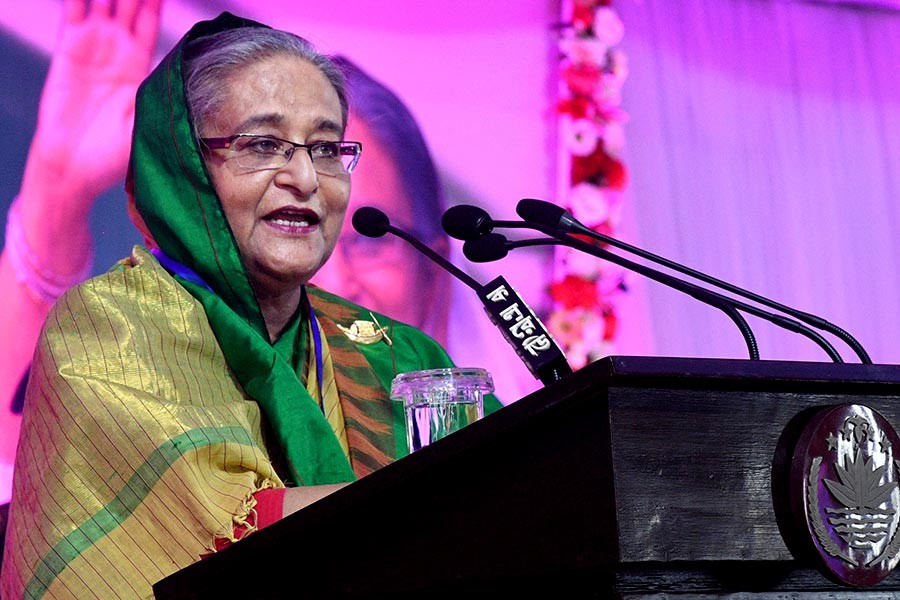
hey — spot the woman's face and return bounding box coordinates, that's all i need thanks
[312,117,448,339]
[202,54,350,296]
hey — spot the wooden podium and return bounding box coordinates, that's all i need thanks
[153,356,900,598]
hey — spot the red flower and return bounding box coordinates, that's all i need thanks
[557,96,593,119]
[602,307,618,341]
[591,221,614,238]
[571,144,628,189]
[573,4,595,29]
[550,274,599,310]
[570,223,613,249]
[561,62,602,96]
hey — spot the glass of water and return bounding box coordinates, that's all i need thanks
[390,367,493,452]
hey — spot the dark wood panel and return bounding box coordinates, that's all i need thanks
[154,357,900,599]
[610,386,900,562]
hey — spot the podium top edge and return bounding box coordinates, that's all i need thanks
[591,355,900,389]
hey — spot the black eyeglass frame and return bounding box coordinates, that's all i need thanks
[200,134,362,175]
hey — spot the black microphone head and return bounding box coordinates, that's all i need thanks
[441,204,494,241]
[517,198,590,235]
[352,206,390,238]
[516,198,567,227]
[463,233,509,263]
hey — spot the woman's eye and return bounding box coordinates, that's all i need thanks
[311,142,340,159]
[245,137,282,154]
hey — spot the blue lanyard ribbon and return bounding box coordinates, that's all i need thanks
[150,247,214,293]
[302,287,326,411]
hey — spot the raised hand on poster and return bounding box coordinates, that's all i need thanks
[0,0,163,498]
[23,0,163,204]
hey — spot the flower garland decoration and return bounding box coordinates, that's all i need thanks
[549,0,629,370]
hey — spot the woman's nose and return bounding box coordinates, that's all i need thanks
[274,149,319,195]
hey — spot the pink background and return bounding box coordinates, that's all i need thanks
[2,0,900,476]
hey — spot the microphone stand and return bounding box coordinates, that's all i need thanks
[360,217,572,385]
[496,228,843,363]
[518,199,871,364]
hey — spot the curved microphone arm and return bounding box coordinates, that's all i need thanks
[572,222,869,363]
[386,226,483,292]
[520,201,871,364]
[717,303,761,361]
[474,235,761,360]
[525,227,843,363]
[462,236,558,262]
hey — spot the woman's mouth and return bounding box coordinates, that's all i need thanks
[264,207,321,232]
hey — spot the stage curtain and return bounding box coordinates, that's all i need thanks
[614,0,900,364]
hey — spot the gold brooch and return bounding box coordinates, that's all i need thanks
[338,314,392,346]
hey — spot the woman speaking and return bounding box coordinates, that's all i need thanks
[0,12,491,599]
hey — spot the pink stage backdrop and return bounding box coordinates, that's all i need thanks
[613,0,900,365]
[0,0,558,501]
[2,0,900,502]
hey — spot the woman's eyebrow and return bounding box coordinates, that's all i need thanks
[231,115,344,136]
[233,113,283,132]
[314,118,344,135]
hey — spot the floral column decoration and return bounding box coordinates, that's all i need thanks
[549,0,629,370]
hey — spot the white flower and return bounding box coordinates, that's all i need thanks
[593,7,624,47]
[565,118,601,157]
[569,182,609,225]
[560,34,609,65]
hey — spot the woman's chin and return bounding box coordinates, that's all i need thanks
[255,260,327,291]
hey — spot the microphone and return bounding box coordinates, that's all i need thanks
[353,207,481,292]
[516,198,872,364]
[441,204,533,241]
[441,205,762,360]
[351,206,391,238]
[351,207,573,385]
[516,199,580,235]
[463,234,556,263]
[464,234,509,262]
[468,231,764,361]
[488,221,841,362]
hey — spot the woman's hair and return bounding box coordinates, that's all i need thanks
[334,56,445,244]
[182,27,349,135]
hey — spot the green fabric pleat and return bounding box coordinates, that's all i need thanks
[131,12,265,332]
[129,12,354,485]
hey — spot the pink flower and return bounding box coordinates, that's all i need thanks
[560,34,610,65]
[547,307,607,369]
[593,7,624,47]
[572,4,596,30]
[601,121,626,157]
[565,119,601,157]
[568,181,609,224]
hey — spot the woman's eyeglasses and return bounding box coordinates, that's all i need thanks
[201,134,362,176]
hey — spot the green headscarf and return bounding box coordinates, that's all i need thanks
[130,12,355,485]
